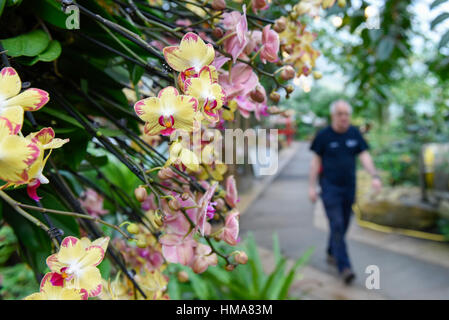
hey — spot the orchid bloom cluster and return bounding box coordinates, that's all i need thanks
[25,236,109,300]
[127,171,241,276]
[0,67,68,199]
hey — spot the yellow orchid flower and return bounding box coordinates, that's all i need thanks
[134,87,198,136]
[0,117,40,186]
[184,66,225,123]
[24,272,87,300]
[0,67,49,131]
[46,236,107,298]
[163,32,215,75]
[165,140,200,172]
[99,272,132,300]
[25,128,69,184]
[134,270,168,300]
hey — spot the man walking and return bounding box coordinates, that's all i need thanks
[308,100,382,284]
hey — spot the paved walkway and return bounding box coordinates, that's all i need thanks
[239,142,449,299]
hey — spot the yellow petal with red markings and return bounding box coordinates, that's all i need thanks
[0,119,40,183]
[0,67,21,100]
[0,106,24,134]
[91,236,110,252]
[78,266,103,297]
[3,88,49,111]
[78,245,105,268]
[172,95,198,133]
[57,239,85,265]
[163,33,215,72]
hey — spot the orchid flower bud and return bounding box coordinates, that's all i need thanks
[269,91,281,103]
[211,0,226,11]
[134,186,148,202]
[126,223,140,235]
[212,27,224,39]
[281,66,296,80]
[177,271,189,283]
[273,17,287,33]
[286,84,294,94]
[234,251,248,264]
[250,85,266,103]
[158,167,174,180]
[225,264,235,271]
[168,198,181,211]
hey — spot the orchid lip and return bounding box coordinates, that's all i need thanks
[158,115,175,128]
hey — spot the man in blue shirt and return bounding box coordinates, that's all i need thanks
[309,100,382,284]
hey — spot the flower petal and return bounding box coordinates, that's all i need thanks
[78,245,105,268]
[4,88,49,111]
[78,266,103,297]
[0,118,41,183]
[0,67,21,100]
[0,106,24,134]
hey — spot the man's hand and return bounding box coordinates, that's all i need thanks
[309,186,318,203]
[372,177,382,193]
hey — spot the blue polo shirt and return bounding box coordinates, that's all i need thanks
[310,125,368,190]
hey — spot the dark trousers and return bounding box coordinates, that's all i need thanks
[320,180,355,273]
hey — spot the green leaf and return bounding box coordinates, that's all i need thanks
[167,274,181,300]
[38,40,62,62]
[29,0,73,29]
[130,64,145,86]
[260,257,287,299]
[272,232,282,265]
[278,247,314,300]
[0,0,6,18]
[439,30,449,49]
[185,268,211,299]
[40,107,85,129]
[245,233,265,293]
[376,37,395,61]
[1,29,50,57]
[431,0,448,10]
[431,12,449,30]
[51,129,90,171]
[98,258,111,279]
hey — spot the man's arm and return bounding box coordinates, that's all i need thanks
[359,150,382,192]
[308,153,321,202]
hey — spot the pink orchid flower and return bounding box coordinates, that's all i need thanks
[196,182,217,236]
[218,63,258,101]
[260,25,280,64]
[160,233,196,266]
[192,243,218,274]
[79,188,108,218]
[220,210,240,246]
[244,30,262,56]
[222,7,248,62]
[225,175,239,207]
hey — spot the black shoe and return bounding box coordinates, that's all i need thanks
[326,253,337,266]
[341,268,356,285]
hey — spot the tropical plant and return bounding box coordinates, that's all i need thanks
[167,233,314,300]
